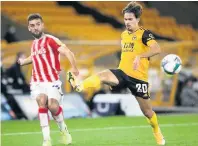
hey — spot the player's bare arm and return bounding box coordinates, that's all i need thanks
[58,45,79,76]
[133,41,161,70]
[18,55,32,66]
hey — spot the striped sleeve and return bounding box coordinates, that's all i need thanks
[48,35,65,50]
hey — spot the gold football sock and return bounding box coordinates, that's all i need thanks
[147,112,160,133]
[81,75,101,91]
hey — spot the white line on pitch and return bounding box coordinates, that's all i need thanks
[1,123,198,136]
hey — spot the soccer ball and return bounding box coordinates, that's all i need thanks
[161,54,182,75]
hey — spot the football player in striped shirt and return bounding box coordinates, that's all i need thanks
[18,13,79,146]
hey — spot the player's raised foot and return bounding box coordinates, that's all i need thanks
[67,71,82,92]
[59,130,72,145]
[67,71,76,87]
[153,131,165,145]
[74,84,83,92]
[42,139,52,146]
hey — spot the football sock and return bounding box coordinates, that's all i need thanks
[147,112,160,133]
[52,106,68,132]
[38,107,50,141]
[81,75,101,91]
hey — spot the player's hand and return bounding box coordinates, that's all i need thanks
[9,110,16,119]
[133,56,140,70]
[71,67,79,76]
[17,58,24,65]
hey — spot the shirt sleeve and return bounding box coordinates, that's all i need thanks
[49,36,65,50]
[142,30,156,46]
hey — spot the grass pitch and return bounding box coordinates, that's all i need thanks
[1,114,198,146]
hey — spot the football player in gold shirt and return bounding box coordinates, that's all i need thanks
[68,2,165,145]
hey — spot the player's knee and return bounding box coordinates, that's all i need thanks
[142,109,153,118]
[47,99,59,112]
[97,72,108,82]
[48,103,58,112]
[36,94,47,108]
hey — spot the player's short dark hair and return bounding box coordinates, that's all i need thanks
[27,13,43,22]
[122,2,143,18]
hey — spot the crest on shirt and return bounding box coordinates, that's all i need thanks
[149,33,155,39]
[132,35,137,40]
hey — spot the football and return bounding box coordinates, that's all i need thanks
[161,54,182,75]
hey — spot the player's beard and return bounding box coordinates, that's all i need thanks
[127,25,139,33]
[126,26,132,32]
[32,31,43,39]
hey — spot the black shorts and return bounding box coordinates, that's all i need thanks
[110,69,150,99]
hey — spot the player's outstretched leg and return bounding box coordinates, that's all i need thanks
[136,97,165,145]
[36,94,51,146]
[48,98,72,145]
[67,70,119,92]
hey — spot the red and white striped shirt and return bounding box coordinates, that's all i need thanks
[31,34,64,83]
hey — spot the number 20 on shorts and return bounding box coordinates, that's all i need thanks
[136,84,148,93]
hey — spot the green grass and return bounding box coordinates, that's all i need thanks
[1,114,198,146]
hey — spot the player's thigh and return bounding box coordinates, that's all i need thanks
[97,69,119,86]
[135,97,153,118]
[30,83,47,100]
[127,78,153,117]
[47,80,63,104]
[30,83,48,107]
[135,96,152,112]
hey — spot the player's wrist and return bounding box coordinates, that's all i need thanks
[21,59,26,65]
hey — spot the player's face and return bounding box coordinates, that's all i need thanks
[124,13,140,32]
[28,19,44,39]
